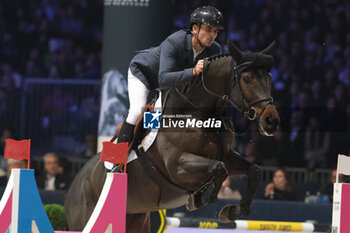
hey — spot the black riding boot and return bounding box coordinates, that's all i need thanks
[111,121,135,173]
[117,121,135,144]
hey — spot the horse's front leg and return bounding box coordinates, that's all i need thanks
[219,149,262,222]
[126,213,150,233]
[169,152,228,210]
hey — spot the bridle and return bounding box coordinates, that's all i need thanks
[173,55,274,136]
[198,58,274,121]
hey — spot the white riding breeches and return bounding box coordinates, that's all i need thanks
[126,69,149,125]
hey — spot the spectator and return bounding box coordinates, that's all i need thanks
[79,133,97,158]
[310,80,325,107]
[287,111,306,167]
[264,168,299,201]
[1,63,22,92]
[304,116,330,169]
[0,159,27,187]
[319,168,341,202]
[0,128,13,155]
[36,152,71,190]
[58,157,72,177]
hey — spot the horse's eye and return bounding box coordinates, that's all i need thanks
[242,75,251,84]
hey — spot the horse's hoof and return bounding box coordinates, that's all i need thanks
[218,204,241,223]
[186,194,197,211]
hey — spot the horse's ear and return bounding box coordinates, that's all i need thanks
[260,40,276,54]
[227,39,242,62]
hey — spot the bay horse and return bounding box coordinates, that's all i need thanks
[65,40,280,233]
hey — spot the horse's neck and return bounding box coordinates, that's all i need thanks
[197,56,232,113]
[163,56,232,116]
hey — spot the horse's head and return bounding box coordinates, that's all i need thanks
[227,40,280,136]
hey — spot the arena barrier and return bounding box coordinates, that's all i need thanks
[166,217,331,232]
[0,169,127,233]
[331,154,350,233]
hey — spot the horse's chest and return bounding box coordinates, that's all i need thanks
[166,131,227,159]
[200,140,220,157]
[189,134,224,159]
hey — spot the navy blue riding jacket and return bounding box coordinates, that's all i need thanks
[129,29,222,90]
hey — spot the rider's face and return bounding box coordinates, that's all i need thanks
[193,24,219,47]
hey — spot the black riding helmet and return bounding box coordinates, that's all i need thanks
[190,6,224,30]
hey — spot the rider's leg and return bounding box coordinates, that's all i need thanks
[117,121,135,143]
[118,69,149,144]
[112,70,149,172]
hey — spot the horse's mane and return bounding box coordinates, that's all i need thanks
[205,53,233,71]
[206,53,231,63]
[179,53,231,95]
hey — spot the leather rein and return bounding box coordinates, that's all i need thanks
[174,56,273,127]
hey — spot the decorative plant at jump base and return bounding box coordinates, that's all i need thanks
[44,204,67,230]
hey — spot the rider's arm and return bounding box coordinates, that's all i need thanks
[158,39,195,89]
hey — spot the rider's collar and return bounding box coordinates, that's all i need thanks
[193,47,204,60]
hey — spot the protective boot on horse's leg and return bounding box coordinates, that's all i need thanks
[219,149,262,222]
[188,160,228,210]
[239,163,262,215]
[168,152,228,210]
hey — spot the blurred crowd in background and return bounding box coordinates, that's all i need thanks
[0,0,349,182]
[0,0,103,156]
[0,0,102,81]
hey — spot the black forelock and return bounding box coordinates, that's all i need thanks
[239,51,274,71]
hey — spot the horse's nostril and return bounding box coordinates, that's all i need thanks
[265,117,272,126]
[265,116,279,128]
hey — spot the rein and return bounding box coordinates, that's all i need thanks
[174,56,274,131]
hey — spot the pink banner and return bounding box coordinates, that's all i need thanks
[341,183,350,232]
[0,191,12,233]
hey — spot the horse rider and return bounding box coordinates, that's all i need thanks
[117,6,224,146]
